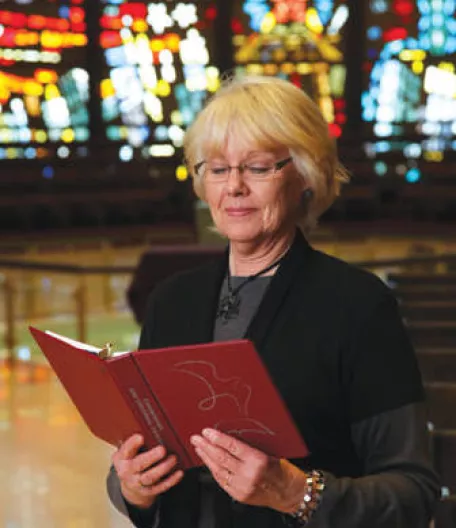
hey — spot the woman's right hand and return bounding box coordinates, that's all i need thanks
[112,434,184,509]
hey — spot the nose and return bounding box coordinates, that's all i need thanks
[226,167,247,196]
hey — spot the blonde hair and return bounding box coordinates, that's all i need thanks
[184,75,349,232]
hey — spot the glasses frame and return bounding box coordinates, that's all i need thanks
[194,156,293,181]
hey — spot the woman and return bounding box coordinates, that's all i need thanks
[107,76,440,527]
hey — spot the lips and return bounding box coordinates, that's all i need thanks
[225,208,256,217]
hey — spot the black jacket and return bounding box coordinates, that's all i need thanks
[108,231,440,527]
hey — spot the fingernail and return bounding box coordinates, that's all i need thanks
[154,445,166,456]
[202,428,215,440]
[190,435,201,445]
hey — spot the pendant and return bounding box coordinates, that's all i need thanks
[216,293,241,323]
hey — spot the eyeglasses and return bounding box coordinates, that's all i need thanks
[194,157,293,182]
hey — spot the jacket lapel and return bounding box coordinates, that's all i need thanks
[244,230,313,352]
[186,248,228,343]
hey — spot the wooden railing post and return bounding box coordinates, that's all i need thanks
[4,277,16,366]
[75,277,87,343]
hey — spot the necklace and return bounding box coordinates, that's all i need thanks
[216,250,289,324]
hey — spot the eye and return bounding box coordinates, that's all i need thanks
[245,165,270,175]
[209,166,229,175]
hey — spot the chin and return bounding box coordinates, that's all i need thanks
[221,224,264,244]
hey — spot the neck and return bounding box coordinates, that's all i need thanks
[229,229,295,277]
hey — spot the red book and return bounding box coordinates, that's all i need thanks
[29,326,308,469]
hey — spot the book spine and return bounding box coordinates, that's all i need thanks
[107,356,192,468]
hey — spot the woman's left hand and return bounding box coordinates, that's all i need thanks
[190,428,307,513]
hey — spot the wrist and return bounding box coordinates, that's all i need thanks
[121,484,157,510]
[289,470,326,525]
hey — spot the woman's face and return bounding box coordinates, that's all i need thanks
[203,137,307,245]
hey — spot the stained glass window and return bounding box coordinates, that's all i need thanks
[362,0,456,181]
[0,0,90,161]
[99,0,220,169]
[232,0,350,138]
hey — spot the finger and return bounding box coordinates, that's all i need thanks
[117,434,144,460]
[195,447,232,490]
[140,468,185,497]
[202,429,254,461]
[132,444,167,474]
[139,454,178,486]
[191,435,239,474]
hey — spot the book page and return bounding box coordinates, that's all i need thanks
[44,330,129,357]
[45,331,102,354]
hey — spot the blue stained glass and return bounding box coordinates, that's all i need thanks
[315,0,334,25]
[418,17,431,31]
[105,6,120,16]
[105,47,128,68]
[371,63,384,82]
[417,0,431,15]
[405,38,419,48]
[181,108,194,126]
[405,167,421,183]
[367,26,382,40]
[432,14,445,26]
[367,48,378,59]
[419,35,431,49]
[371,0,388,14]
[444,1,456,15]
[58,6,70,19]
[42,166,55,180]
[243,0,269,32]
[24,147,36,159]
[390,40,405,53]
[155,126,169,141]
[376,141,391,153]
[446,36,456,52]
[363,108,376,121]
[374,161,388,176]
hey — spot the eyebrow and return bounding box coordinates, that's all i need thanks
[208,151,275,160]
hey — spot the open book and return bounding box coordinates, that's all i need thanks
[29,326,308,469]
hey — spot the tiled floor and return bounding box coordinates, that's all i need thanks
[0,363,132,528]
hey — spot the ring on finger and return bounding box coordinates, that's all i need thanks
[138,475,152,489]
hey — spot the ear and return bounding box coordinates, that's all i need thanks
[300,188,313,208]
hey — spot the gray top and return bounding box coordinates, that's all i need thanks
[214,275,272,342]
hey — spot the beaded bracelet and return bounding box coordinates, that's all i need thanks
[288,470,326,525]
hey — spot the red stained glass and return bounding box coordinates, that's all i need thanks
[50,18,71,31]
[69,7,85,23]
[334,99,346,110]
[71,22,86,32]
[231,18,244,34]
[328,123,342,138]
[205,6,217,20]
[392,0,414,17]
[194,20,207,31]
[100,30,122,49]
[335,113,347,124]
[100,15,122,30]
[28,15,46,29]
[0,58,14,68]
[119,3,147,19]
[0,28,17,47]
[0,11,26,27]
[383,27,407,41]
